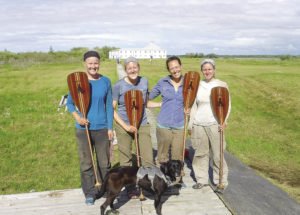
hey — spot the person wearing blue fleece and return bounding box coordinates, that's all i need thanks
[66,50,113,205]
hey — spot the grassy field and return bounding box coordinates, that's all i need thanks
[0,57,299,202]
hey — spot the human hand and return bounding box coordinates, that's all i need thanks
[184,108,191,115]
[125,125,137,133]
[218,123,227,131]
[108,130,113,140]
[76,117,89,126]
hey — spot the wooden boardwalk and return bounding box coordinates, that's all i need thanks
[0,164,231,215]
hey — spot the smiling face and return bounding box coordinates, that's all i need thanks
[201,63,215,82]
[125,61,140,82]
[84,56,100,79]
[167,59,182,81]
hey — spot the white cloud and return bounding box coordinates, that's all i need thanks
[229,37,259,47]
[0,0,299,54]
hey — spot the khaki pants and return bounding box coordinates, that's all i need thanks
[191,124,228,186]
[156,127,184,163]
[115,123,154,167]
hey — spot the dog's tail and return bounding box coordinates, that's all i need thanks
[95,174,108,199]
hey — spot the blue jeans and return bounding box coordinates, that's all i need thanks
[76,129,110,199]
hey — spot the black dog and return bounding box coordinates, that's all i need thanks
[96,160,183,215]
[137,160,183,215]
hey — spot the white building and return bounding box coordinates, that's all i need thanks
[109,43,167,59]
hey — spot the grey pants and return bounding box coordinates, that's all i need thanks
[76,129,110,199]
[156,127,184,163]
[115,123,154,167]
[191,124,228,186]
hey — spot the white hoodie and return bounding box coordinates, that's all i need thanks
[188,79,231,129]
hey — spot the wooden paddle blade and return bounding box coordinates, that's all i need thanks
[183,71,200,109]
[67,72,91,117]
[211,87,229,125]
[124,90,144,128]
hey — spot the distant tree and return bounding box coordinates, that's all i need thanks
[0,50,16,64]
[49,46,54,53]
[94,46,118,60]
[70,47,89,54]
[279,55,292,60]
[185,52,204,58]
[205,53,218,58]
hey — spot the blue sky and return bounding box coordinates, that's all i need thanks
[0,0,299,55]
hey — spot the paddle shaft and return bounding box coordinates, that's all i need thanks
[84,125,101,187]
[182,114,188,161]
[182,85,193,161]
[219,129,224,187]
[132,105,141,167]
[218,105,224,188]
[75,73,101,187]
[181,84,194,177]
[134,132,141,167]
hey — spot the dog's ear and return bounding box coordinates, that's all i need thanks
[160,163,168,175]
[180,160,184,168]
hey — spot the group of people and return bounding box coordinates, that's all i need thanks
[66,50,231,205]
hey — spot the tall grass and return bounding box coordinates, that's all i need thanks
[220,59,300,199]
[0,57,299,202]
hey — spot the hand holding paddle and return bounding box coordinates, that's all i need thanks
[125,124,138,133]
[73,112,89,126]
[67,71,102,187]
[124,89,146,201]
[211,86,230,189]
[124,90,144,167]
[182,71,200,161]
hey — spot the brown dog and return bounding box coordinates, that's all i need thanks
[96,160,183,215]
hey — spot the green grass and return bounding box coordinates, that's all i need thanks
[0,57,299,203]
[217,58,300,200]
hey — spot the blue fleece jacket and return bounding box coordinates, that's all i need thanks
[67,76,113,130]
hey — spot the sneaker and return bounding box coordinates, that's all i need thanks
[192,183,207,189]
[85,197,95,205]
